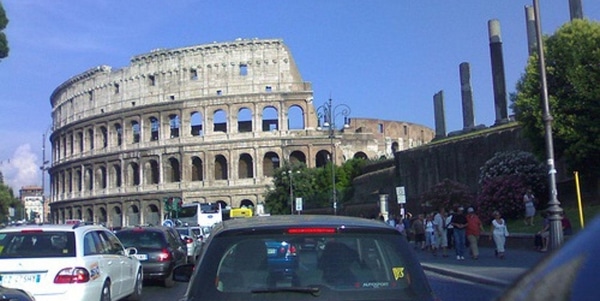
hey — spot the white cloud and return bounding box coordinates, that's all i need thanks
[0,144,40,191]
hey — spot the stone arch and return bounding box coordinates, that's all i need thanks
[126,204,140,226]
[190,111,203,136]
[289,150,307,165]
[165,157,181,182]
[262,152,280,177]
[353,152,368,160]
[127,162,140,186]
[85,167,93,191]
[169,114,180,138]
[144,159,159,185]
[315,150,331,168]
[145,204,160,226]
[111,206,122,228]
[110,164,121,188]
[288,105,305,130]
[238,153,253,179]
[148,116,159,141]
[216,200,228,211]
[75,208,82,220]
[99,126,108,148]
[237,107,253,133]
[85,208,93,222]
[214,154,228,180]
[213,109,227,133]
[113,123,123,146]
[131,120,140,143]
[95,166,107,189]
[240,199,255,209]
[191,156,203,181]
[262,106,278,131]
[391,141,399,153]
[97,207,107,225]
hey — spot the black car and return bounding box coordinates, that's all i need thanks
[0,285,35,301]
[173,215,437,300]
[116,226,187,287]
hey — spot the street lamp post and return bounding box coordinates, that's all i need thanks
[533,0,563,249]
[286,169,300,215]
[317,98,351,215]
[40,128,51,223]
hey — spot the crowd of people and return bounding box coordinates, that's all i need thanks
[386,190,574,260]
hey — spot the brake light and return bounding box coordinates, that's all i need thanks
[287,227,336,234]
[132,227,145,232]
[288,245,297,255]
[158,248,171,261]
[20,229,44,233]
[54,267,90,284]
[184,237,194,244]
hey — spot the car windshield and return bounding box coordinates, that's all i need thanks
[189,232,429,300]
[0,231,76,258]
[116,230,167,249]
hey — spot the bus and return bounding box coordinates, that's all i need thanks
[177,202,222,227]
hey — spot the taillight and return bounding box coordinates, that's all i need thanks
[288,245,297,255]
[158,248,172,261]
[184,237,193,244]
[287,227,336,234]
[54,267,90,284]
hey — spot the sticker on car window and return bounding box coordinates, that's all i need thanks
[392,267,405,280]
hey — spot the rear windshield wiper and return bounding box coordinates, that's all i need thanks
[252,286,321,297]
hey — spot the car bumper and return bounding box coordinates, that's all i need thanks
[141,262,173,279]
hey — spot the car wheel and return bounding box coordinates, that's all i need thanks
[126,269,143,301]
[163,270,175,288]
[100,280,111,301]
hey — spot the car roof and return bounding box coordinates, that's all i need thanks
[0,223,106,233]
[213,215,395,234]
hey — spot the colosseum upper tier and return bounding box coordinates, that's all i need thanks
[47,38,434,227]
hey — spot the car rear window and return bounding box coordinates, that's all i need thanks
[116,230,167,249]
[189,232,432,300]
[0,231,76,258]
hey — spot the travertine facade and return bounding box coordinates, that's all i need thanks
[48,38,434,227]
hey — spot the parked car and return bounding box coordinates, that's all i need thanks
[0,223,143,301]
[0,285,36,301]
[496,216,600,301]
[173,215,437,300]
[115,226,187,287]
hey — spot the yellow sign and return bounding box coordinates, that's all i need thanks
[392,267,405,280]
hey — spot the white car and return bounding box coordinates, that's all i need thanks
[0,223,143,301]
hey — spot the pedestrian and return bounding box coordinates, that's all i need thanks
[451,207,468,260]
[445,209,455,249]
[465,207,484,259]
[403,212,412,242]
[411,213,426,250]
[523,189,536,226]
[490,210,509,259]
[394,217,406,237]
[536,211,551,252]
[424,213,437,255]
[433,207,448,257]
[561,212,573,236]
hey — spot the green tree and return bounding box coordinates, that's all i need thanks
[263,158,366,215]
[0,1,9,60]
[512,19,600,180]
[0,171,21,224]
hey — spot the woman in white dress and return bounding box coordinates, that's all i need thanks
[489,210,509,259]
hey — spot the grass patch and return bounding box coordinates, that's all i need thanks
[505,203,600,235]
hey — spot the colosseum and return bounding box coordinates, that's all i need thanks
[47,38,434,227]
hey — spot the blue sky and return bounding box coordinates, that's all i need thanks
[1,0,599,192]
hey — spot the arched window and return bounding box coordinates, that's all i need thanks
[191,157,203,181]
[190,111,203,136]
[262,106,278,131]
[213,109,227,133]
[262,152,280,177]
[238,153,253,179]
[214,155,228,180]
[237,107,252,133]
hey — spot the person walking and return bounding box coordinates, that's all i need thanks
[411,214,426,250]
[451,207,468,260]
[490,210,509,259]
[424,213,437,255]
[433,207,448,257]
[445,209,455,250]
[465,207,484,259]
[523,189,536,226]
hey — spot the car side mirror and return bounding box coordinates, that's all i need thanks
[126,247,138,256]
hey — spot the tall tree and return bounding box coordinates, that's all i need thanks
[512,19,600,181]
[0,1,9,60]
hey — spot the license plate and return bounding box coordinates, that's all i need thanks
[0,274,41,285]
[267,248,277,255]
[135,254,148,261]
